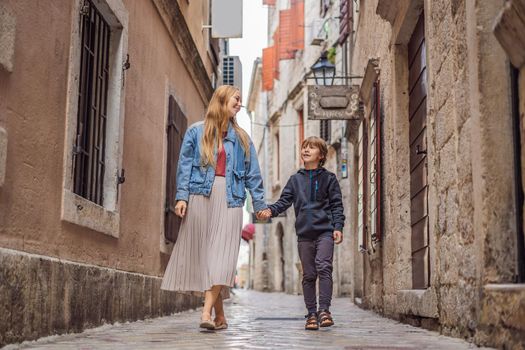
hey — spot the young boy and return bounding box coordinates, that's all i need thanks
[259,136,345,330]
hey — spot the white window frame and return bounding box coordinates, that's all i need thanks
[61,0,128,238]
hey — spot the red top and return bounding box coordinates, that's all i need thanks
[215,132,227,177]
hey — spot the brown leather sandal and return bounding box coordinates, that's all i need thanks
[305,312,319,330]
[214,317,228,330]
[199,312,216,330]
[318,310,334,327]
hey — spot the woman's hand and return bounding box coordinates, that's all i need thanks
[175,200,187,218]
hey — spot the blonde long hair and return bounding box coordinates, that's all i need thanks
[201,85,250,168]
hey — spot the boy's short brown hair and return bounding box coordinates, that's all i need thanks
[301,136,328,166]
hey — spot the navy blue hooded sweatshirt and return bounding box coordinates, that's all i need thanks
[268,168,345,240]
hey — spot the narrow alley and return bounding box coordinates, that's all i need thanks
[8,290,490,350]
[1,0,525,349]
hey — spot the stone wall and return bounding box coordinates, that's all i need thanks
[0,0,217,345]
[0,0,214,280]
[349,0,525,348]
[248,0,524,347]
[427,0,478,337]
[0,248,201,347]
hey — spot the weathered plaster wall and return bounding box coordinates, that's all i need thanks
[0,0,208,277]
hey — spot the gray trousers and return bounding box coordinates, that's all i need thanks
[297,233,334,314]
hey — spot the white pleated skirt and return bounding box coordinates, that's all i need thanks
[160,177,243,299]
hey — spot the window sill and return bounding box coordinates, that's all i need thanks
[484,283,525,292]
[396,288,439,318]
[61,189,119,238]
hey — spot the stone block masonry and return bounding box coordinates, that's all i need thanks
[0,248,202,347]
[8,289,494,349]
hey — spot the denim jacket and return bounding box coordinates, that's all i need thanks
[175,121,267,212]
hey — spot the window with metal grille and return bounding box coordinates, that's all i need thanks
[320,120,331,143]
[73,0,111,206]
[165,96,187,243]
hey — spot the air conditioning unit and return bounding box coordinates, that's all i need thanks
[308,19,327,46]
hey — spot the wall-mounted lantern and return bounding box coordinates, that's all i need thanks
[311,53,336,86]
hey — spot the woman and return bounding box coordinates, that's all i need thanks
[161,85,267,330]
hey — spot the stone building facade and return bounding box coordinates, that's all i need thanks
[247,0,356,297]
[0,0,222,346]
[249,0,524,348]
[246,58,268,291]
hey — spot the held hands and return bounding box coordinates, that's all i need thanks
[333,230,343,244]
[175,200,187,218]
[176,200,270,220]
[256,208,272,221]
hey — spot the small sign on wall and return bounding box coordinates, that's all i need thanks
[307,85,363,120]
[212,0,243,38]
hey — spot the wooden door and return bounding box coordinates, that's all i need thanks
[165,96,187,243]
[358,119,368,252]
[369,81,382,243]
[408,14,429,289]
[511,65,525,281]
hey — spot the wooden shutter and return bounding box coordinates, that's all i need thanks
[165,96,187,243]
[297,110,305,167]
[338,0,353,44]
[291,0,305,51]
[262,46,275,91]
[279,10,295,60]
[298,109,305,147]
[274,132,280,182]
[408,14,429,289]
[510,65,525,281]
[320,0,330,17]
[358,119,368,251]
[369,81,382,243]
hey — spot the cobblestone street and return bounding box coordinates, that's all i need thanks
[7,290,492,350]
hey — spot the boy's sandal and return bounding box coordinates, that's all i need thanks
[305,313,319,330]
[318,310,334,327]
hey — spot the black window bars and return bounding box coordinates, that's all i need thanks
[73,0,111,206]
